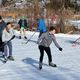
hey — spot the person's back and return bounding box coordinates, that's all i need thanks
[37,15,47,37]
[38,18,46,32]
[0,16,6,52]
[0,16,6,38]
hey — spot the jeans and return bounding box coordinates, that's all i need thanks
[4,41,12,57]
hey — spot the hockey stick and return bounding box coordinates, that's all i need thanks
[0,35,15,49]
[72,37,80,47]
[25,32,36,44]
[21,39,37,44]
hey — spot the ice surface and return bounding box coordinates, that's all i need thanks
[0,31,80,80]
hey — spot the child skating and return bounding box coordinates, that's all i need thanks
[2,22,15,62]
[37,26,62,70]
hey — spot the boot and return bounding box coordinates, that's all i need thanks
[24,36,27,39]
[49,62,57,67]
[7,56,14,61]
[2,55,5,58]
[39,62,42,70]
[3,56,7,63]
[19,36,21,39]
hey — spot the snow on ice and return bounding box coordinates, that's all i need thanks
[0,31,80,80]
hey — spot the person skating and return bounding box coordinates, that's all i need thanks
[0,16,6,38]
[18,16,28,39]
[37,26,62,70]
[0,16,6,50]
[2,22,15,62]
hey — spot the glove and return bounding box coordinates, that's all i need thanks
[59,47,62,51]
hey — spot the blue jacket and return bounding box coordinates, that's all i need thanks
[37,18,46,32]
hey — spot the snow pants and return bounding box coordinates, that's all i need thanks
[38,45,52,63]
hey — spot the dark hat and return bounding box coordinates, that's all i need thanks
[0,16,2,20]
[49,26,55,31]
[6,22,12,25]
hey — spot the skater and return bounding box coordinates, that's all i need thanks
[2,22,15,62]
[0,36,4,53]
[36,14,47,37]
[37,26,62,70]
[18,16,28,39]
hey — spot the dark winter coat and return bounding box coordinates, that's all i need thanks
[18,19,27,28]
[0,20,6,38]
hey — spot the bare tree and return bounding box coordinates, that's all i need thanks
[48,0,66,33]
